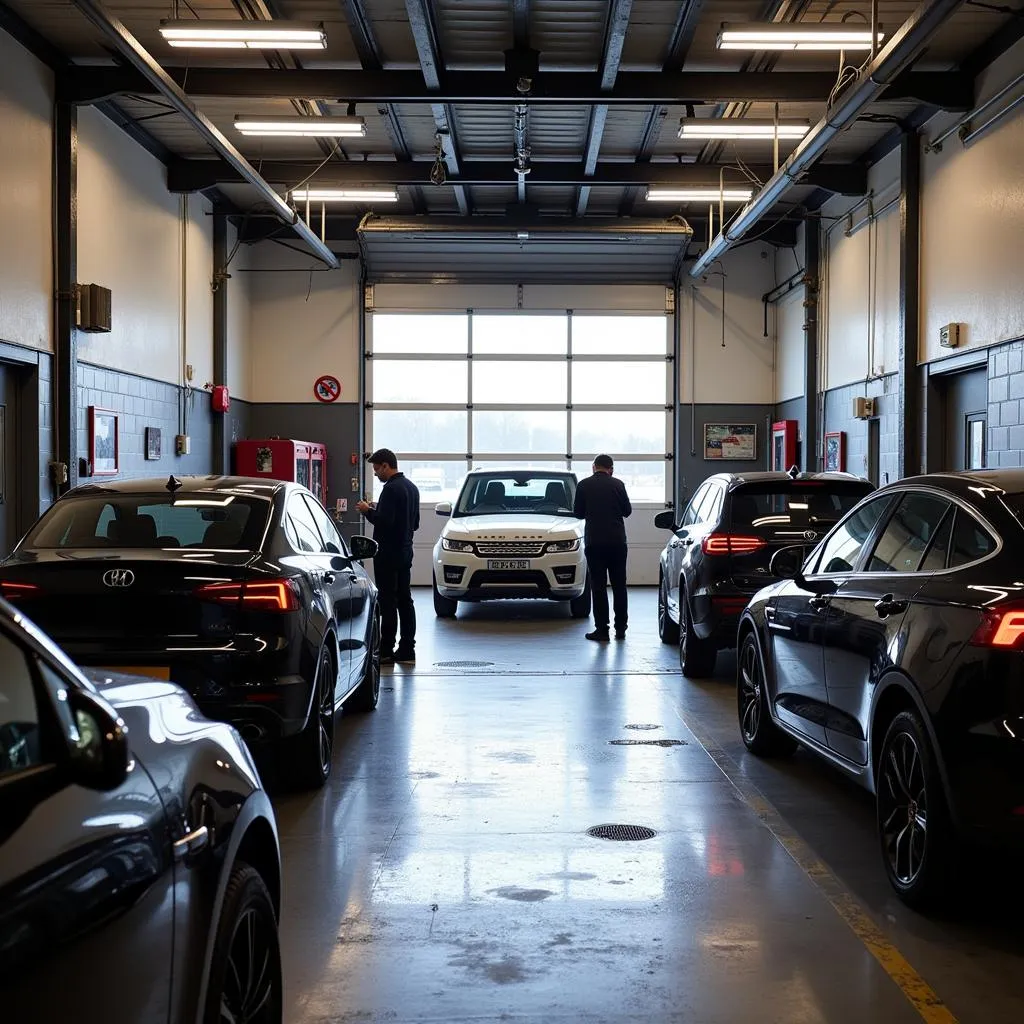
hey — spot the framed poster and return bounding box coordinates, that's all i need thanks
[145,427,162,461]
[704,423,757,461]
[824,431,846,472]
[89,406,119,476]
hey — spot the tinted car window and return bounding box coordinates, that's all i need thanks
[24,494,271,550]
[0,631,43,778]
[695,485,720,525]
[287,496,325,553]
[866,493,951,573]
[680,484,710,527]
[729,481,871,530]
[814,495,894,575]
[455,472,577,516]
[948,508,996,568]
[917,509,954,573]
[303,495,346,555]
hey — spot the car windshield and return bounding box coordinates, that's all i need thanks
[729,481,873,530]
[454,472,577,517]
[23,493,273,550]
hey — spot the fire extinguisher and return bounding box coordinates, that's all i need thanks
[211,385,230,412]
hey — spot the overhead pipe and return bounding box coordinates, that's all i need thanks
[71,0,340,269]
[926,70,1024,151]
[690,0,966,279]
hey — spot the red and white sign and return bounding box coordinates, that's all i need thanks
[313,374,341,403]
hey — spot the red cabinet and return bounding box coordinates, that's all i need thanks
[233,438,328,504]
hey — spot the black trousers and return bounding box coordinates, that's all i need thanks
[374,551,416,654]
[585,543,628,633]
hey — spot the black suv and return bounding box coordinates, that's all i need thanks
[655,471,874,676]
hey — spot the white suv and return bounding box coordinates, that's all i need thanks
[432,468,590,618]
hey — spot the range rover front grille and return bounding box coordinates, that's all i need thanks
[474,542,546,557]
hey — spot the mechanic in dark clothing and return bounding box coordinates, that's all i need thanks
[573,454,632,642]
[356,448,420,664]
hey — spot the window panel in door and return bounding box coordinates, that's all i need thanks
[302,495,345,555]
[948,508,996,568]
[680,484,711,527]
[703,486,724,526]
[287,496,324,553]
[917,509,954,572]
[814,495,894,575]
[0,631,42,777]
[865,493,951,573]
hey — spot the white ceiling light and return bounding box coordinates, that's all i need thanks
[717,23,884,51]
[645,188,753,203]
[290,188,399,203]
[235,116,366,137]
[679,118,810,141]
[159,20,327,50]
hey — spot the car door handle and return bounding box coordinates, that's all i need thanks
[173,825,209,863]
[809,595,830,612]
[322,571,336,585]
[346,573,360,583]
[874,594,908,618]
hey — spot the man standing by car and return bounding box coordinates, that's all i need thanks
[356,449,420,664]
[573,454,632,642]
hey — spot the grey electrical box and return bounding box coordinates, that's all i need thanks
[77,283,112,333]
[939,322,961,349]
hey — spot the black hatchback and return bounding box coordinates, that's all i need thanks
[655,471,874,676]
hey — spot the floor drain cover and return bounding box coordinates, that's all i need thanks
[587,824,657,842]
[434,660,495,668]
[609,739,686,747]
[624,724,662,731]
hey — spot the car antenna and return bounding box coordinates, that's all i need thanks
[787,465,800,480]
[166,474,182,493]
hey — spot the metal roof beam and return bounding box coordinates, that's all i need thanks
[664,0,706,71]
[577,0,634,216]
[69,0,339,268]
[512,0,531,49]
[62,67,973,109]
[405,0,470,214]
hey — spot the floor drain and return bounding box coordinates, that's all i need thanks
[624,723,662,731]
[609,739,686,747]
[587,824,657,842]
[434,660,495,668]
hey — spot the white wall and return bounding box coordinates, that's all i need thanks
[226,222,251,402]
[246,245,359,404]
[920,36,1024,363]
[0,31,52,352]
[776,288,806,403]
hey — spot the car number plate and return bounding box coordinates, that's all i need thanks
[487,559,530,570]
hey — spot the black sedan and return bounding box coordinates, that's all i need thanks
[655,470,874,676]
[0,598,282,1021]
[738,470,1024,907]
[0,476,381,789]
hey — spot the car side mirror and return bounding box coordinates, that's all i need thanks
[435,501,453,517]
[350,535,378,561]
[65,688,130,792]
[654,510,676,531]
[769,545,805,580]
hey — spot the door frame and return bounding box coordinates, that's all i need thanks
[924,351,988,473]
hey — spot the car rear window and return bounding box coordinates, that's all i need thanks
[23,494,272,550]
[728,481,873,528]
[455,472,577,516]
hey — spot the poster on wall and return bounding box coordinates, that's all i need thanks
[824,431,846,472]
[89,406,119,476]
[704,423,757,461]
[145,427,162,461]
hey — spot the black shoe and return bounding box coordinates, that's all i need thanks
[586,629,610,642]
[394,649,416,664]
[614,630,626,640]
[380,651,397,665]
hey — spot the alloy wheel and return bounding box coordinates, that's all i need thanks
[368,617,381,702]
[879,731,928,886]
[658,580,667,635]
[317,649,334,776]
[220,907,277,1023]
[738,641,761,742]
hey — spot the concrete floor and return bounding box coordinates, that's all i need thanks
[270,589,1024,1024]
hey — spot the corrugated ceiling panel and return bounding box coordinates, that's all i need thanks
[451,103,514,159]
[522,185,576,214]
[531,0,608,70]
[598,104,660,158]
[620,0,689,70]
[433,0,510,68]
[528,105,591,159]
[389,104,445,159]
[470,185,518,213]
[281,0,419,66]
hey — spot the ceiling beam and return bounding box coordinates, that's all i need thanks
[169,157,866,194]
[63,67,973,110]
[512,0,530,49]
[405,0,470,214]
[664,0,706,71]
[577,0,634,216]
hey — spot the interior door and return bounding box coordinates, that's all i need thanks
[0,362,20,557]
[941,367,987,471]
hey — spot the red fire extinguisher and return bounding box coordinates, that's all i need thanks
[211,385,230,413]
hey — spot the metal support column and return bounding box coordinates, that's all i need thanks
[898,129,922,477]
[803,220,820,471]
[212,211,229,474]
[54,99,78,494]
[672,278,682,509]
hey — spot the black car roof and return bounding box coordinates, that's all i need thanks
[880,470,1024,497]
[65,475,286,498]
[700,471,872,491]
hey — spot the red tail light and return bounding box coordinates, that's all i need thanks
[702,534,767,556]
[0,581,40,600]
[195,579,299,612]
[971,606,1024,649]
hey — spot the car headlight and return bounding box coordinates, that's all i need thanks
[442,537,474,552]
[545,539,580,553]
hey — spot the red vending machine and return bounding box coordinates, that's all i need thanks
[233,438,328,504]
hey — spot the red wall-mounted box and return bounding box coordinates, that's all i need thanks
[233,438,328,504]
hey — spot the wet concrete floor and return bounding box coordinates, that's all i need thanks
[271,589,1024,1023]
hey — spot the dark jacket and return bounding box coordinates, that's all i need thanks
[364,472,420,558]
[573,471,632,546]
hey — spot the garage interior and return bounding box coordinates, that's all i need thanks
[2,0,1024,1021]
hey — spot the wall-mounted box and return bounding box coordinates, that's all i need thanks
[852,396,875,419]
[939,322,962,348]
[77,283,111,332]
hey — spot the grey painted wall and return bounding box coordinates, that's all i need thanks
[821,374,899,485]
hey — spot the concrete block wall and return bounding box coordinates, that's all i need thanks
[987,338,1024,468]
[821,374,900,485]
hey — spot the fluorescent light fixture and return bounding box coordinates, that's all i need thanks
[645,188,753,203]
[235,116,366,137]
[290,188,399,203]
[717,22,883,51]
[159,19,327,50]
[678,118,810,141]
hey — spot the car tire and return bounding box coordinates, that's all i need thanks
[569,574,592,619]
[202,863,282,1024]
[433,575,458,618]
[737,632,797,757]
[346,612,381,713]
[291,644,335,789]
[876,709,958,909]
[678,585,717,678]
[658,572,679,645]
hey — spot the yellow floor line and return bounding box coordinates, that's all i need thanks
[667,693,959,1024]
